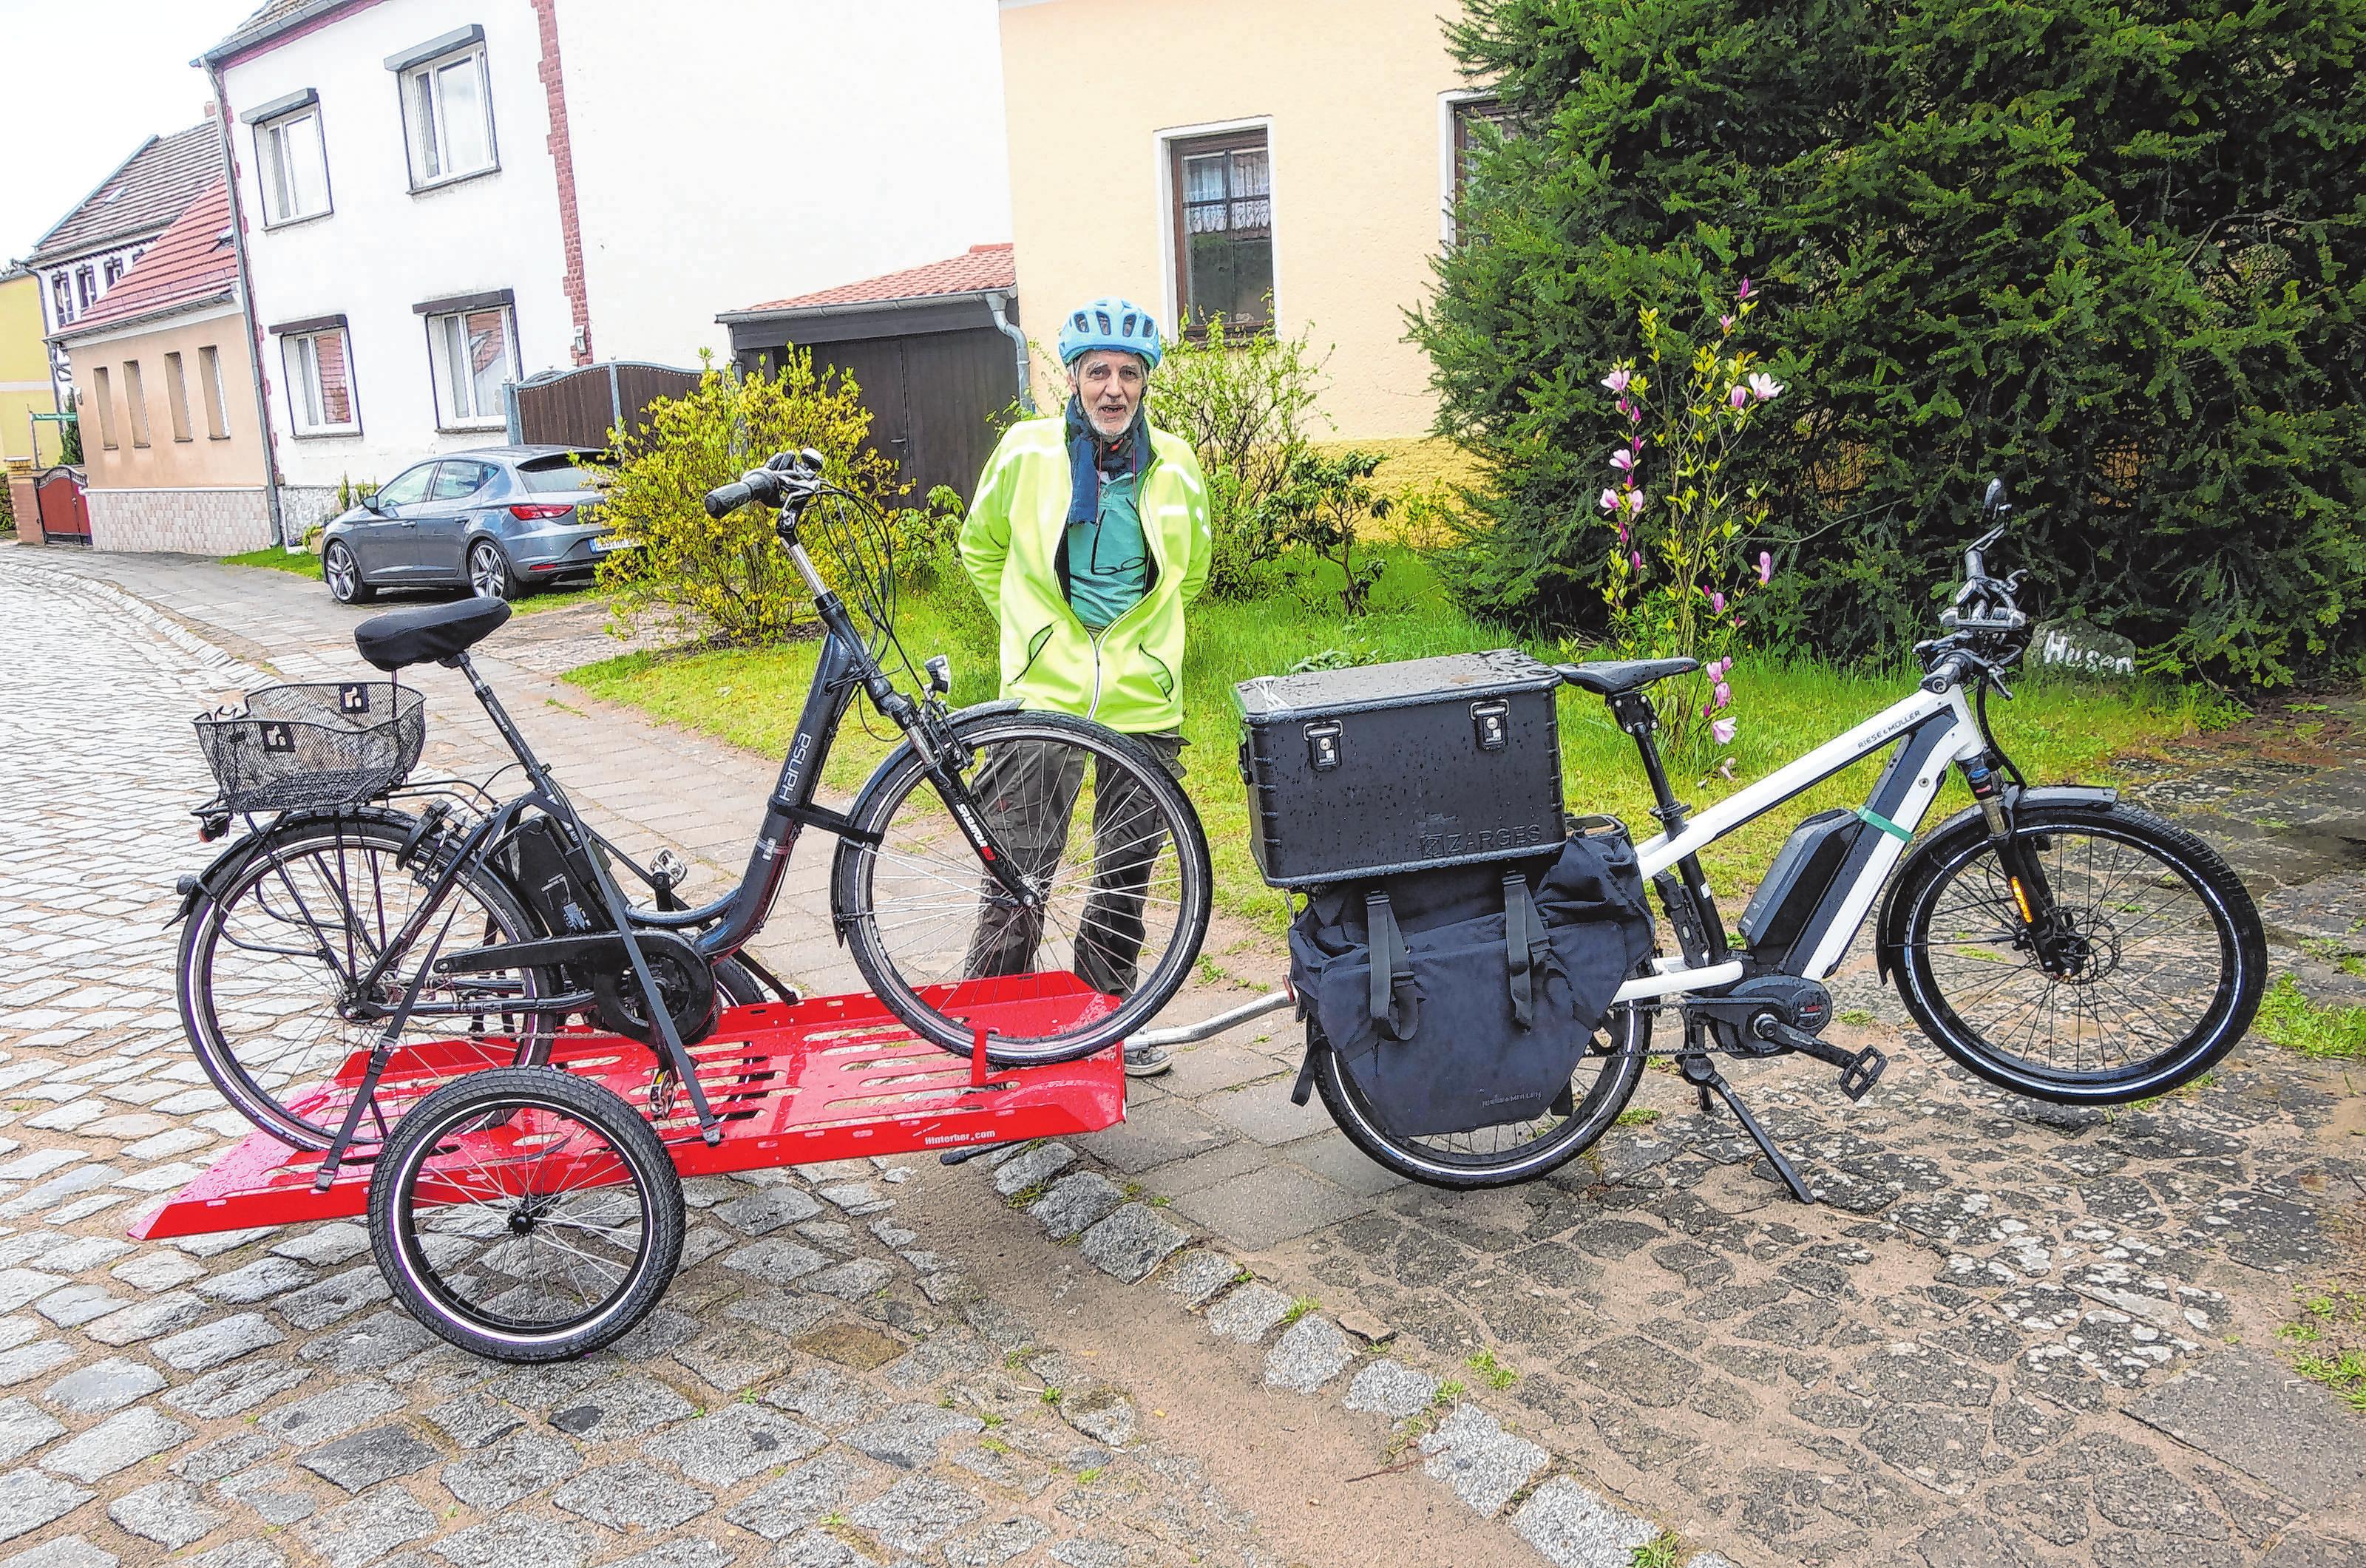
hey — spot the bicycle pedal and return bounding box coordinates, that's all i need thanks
[1837,1045,1887,1102]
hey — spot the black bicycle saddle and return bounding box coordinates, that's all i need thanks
[353,598,513,671]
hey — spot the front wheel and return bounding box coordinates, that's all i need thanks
[833,709,1212,1065]
[1891,801,2265,1104]
[324,542,374,604]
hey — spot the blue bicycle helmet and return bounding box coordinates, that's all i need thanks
[1057,296,1164,370]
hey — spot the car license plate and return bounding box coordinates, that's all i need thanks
[590,535,634,553]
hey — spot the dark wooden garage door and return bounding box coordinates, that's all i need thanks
[762,327,1017,504]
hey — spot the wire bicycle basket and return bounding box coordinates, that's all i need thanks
[194,681,426,814]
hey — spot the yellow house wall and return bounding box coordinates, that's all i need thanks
[998,0,1468,442]
[0,274,61,466]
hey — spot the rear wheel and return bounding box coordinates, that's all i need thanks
[469,540,517,601]
[1311,994,1650,1189]
[1892,801,2265,1104]
[370,1066,682,1362]
[177,813,555,1150]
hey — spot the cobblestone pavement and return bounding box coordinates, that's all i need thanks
[13,543,2366,1568]
[0,557,1287,1568]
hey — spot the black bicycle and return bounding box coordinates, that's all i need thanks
[174,448,1213,1158]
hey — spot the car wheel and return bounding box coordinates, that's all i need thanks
[324,542,375,604]
[468,540,518,601]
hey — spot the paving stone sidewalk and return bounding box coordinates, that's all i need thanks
[0,554,1290,1568]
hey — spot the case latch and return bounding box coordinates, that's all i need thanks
[1304,721,1343,772]
[1470,699,1509,753]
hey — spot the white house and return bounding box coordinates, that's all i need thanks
[202,0,1012,534]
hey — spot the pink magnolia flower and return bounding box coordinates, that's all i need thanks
[1736,278,1754,301]
[1599,488,1620,513]
[1601,367,1632,394]
[1712,717,1738,745]
[1610,449,1635,475]
[1709,591,1726,613]
[1729,384,1749,410]
[1719,314,1735,333]
[1631,551,1644,571]
[1749,372,1785,401]
[1715,680,1732,709]
[1757,550,1773,585]
[1624,489,1647,516]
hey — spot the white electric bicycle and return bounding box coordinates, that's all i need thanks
[1135,480,2268,1193]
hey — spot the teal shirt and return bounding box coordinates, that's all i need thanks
[1064,467,1149,631]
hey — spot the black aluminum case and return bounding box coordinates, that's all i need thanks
[1235,649,1566,887]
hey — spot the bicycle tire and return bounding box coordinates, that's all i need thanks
[833,709,1213,1065]
[177,812,556,1150]
[1310,994,1651,1189]
[1891,801,2265,1104]
[369,1066,682,1362]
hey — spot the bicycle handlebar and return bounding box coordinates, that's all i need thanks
[701,447,830,519]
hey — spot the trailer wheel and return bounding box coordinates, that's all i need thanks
[368,1067,682,1362]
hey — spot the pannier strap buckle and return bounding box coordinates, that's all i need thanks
[1365,890,1417,1039]
[1502,872,1548,1029]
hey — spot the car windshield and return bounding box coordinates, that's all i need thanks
[518,455,611,494]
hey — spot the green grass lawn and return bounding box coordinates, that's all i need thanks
[567,545,2234,923]
[220,544,320,577]
[219,545,601,616]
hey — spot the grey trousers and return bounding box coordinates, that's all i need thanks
[962,730,1186,997]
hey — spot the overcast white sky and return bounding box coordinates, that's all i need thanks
[0,0,265,262]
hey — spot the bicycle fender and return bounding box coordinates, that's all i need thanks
[1873,784,2119,982]
[166,807,421,929]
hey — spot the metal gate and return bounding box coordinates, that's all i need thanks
[33,466,89,545]
[505,362,700,451]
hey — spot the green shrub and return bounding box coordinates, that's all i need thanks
[1147,314,1331,600]
[594,353,903,646]
[1257,449,1393,615]
[1417,0,2366,685]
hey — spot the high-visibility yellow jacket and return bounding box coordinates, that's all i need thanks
[958,415,1212,733]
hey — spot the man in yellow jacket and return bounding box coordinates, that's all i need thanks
[959,297,1212,1075]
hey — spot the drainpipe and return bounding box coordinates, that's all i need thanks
[204,61,289,549]
[984,290,1034,415]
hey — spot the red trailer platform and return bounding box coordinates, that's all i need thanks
[131,980,1126,1241]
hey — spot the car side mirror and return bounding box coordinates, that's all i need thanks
[362,491,386,514]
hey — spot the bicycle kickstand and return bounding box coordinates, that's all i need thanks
[1677,1036,1814,1206]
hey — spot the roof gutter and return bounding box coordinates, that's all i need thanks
[983,289,1034,415]
[197,0,368,67]
[714,288,1003,327]
[48,288,240,347]
[201,67,288,551]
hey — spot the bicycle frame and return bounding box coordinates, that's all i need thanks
[1613,676,1985,1004]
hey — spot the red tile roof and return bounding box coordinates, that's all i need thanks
[57,184,238,338]
[27,124,223,265]
[736,244,1015,314]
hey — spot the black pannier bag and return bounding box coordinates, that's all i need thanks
[1289,827,1655,1137]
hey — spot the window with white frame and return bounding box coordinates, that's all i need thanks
[50,273,71,325]
[424,304,515,428]
[257,106,331,225]
[401,43,496,188]
[282,326,359,436]
[1170,129,1274,335]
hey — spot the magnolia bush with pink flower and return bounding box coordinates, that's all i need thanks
[1593,284,1786,769]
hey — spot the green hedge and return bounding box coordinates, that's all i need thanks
[1417,0,2366,685]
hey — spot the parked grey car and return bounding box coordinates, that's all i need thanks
[319,445,624,605]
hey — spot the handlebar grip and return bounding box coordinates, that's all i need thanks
[703,480,756,518]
